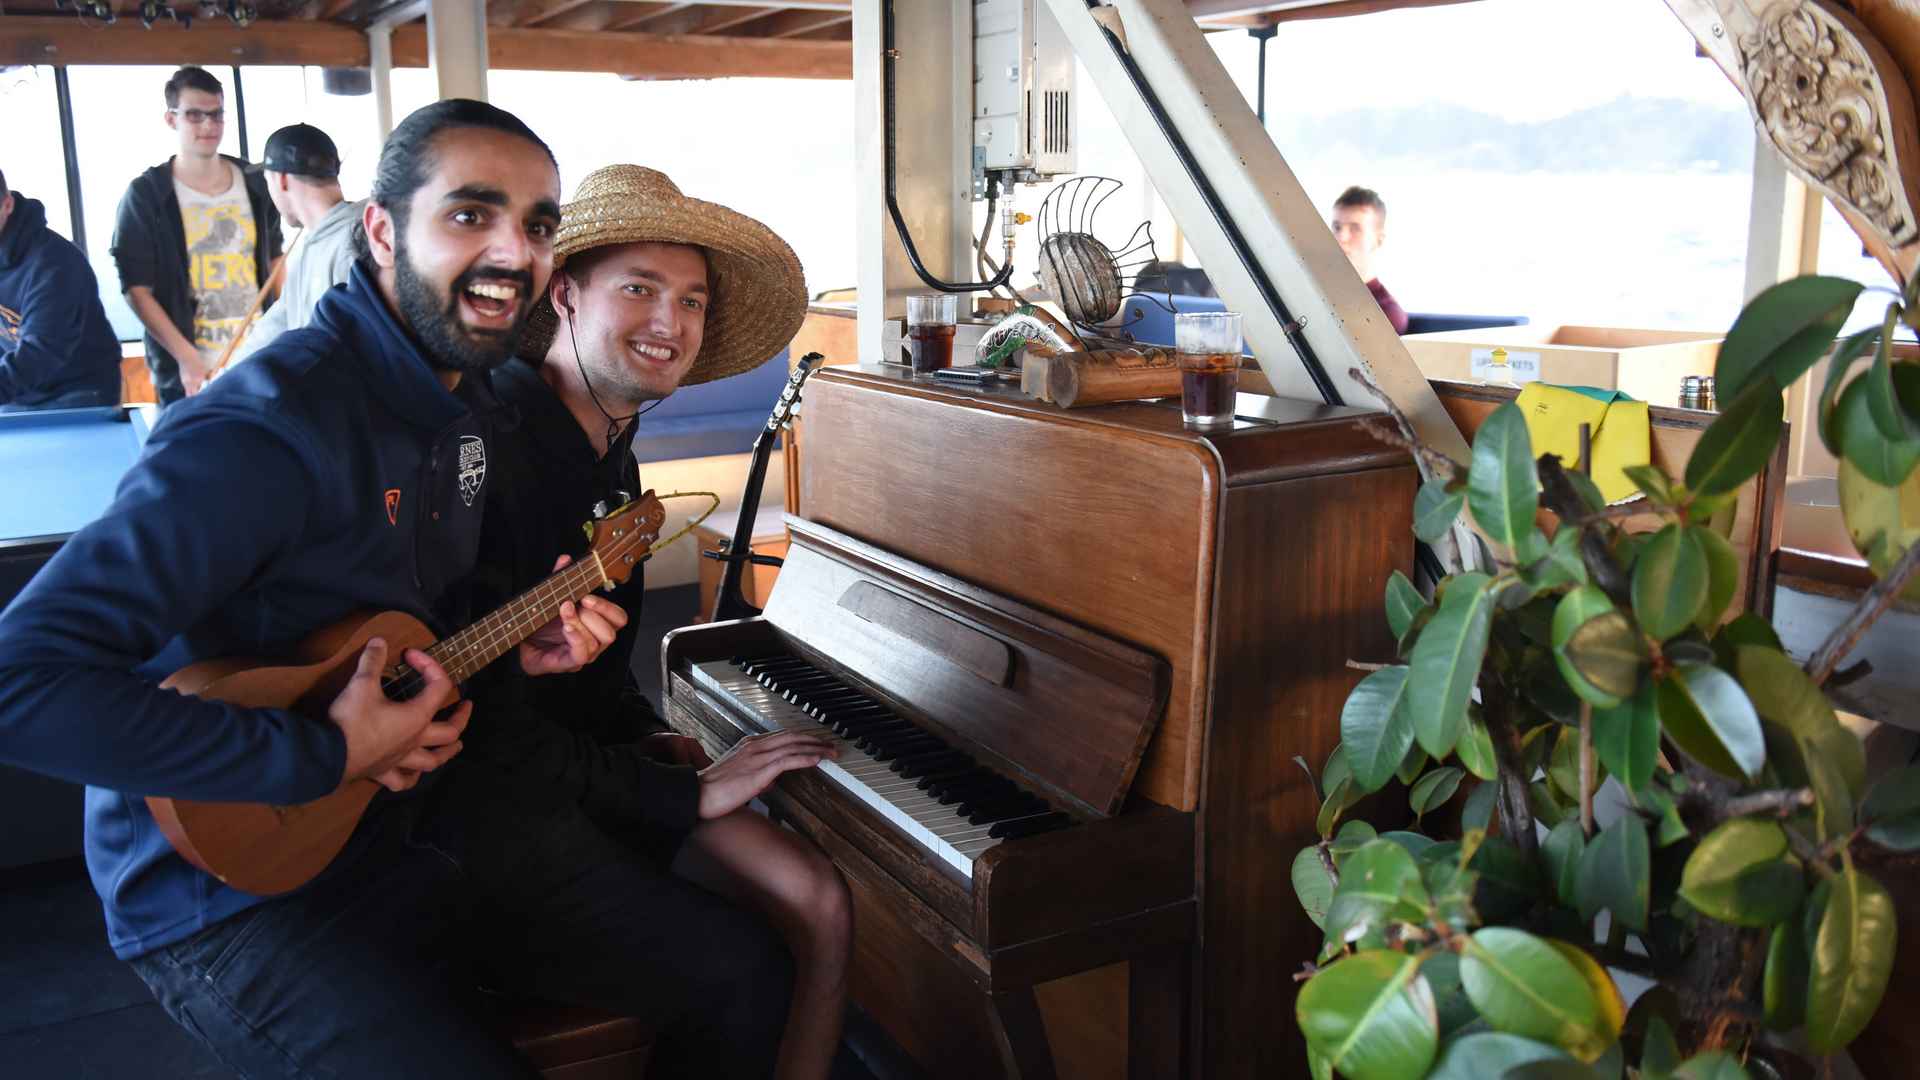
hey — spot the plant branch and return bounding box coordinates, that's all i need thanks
[1359,418,1466,487]
[1568,500,1655,526]
[1347,368,1467,484]
[1480,687,1539,858]
[1536,453,1634,604]
[1593,946,1660,979]
[1806,538,1920,685]
[1316,842,1340,891]
[1717,788,1816,821]
[1345,660,1390,673]
[1782,825,1835,876]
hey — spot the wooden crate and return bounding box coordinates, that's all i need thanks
[1404,325,1722,407]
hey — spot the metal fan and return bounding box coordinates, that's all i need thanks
[1033,176,1171,336]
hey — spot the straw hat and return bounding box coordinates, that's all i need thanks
[519,165,807,385]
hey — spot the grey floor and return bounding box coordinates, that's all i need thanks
[0,584,907,1079]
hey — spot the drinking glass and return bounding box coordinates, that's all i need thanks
[1174,312,1242,429]
[905,294,958,374]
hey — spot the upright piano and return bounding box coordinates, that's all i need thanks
[663,366,1415,1078]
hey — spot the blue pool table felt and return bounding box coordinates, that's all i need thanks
[1,406,157,545]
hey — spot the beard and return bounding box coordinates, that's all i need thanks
[393,235,533,372]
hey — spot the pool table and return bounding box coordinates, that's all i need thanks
[0,405,156,870]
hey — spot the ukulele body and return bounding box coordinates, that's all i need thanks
[145,609,435,896]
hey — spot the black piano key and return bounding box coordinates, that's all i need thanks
[847,719,917,742]
[935,777,1016,805]
[812,704,890,725]
[987,811,1072,840]
[962,795,1048,825]
[762,672,839,691]
[915,766,981,791]
[871,736,944,762]
[890,750,968,776]
[792,690,868,709]
[741,658,810,677]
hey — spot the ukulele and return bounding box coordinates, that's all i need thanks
[146,493,668,896]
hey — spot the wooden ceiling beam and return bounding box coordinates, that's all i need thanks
[514,0,598,27]
[322,0,359,19]
[0,15,850,76]
[603,0,679,32]
[535,0,617,30]
[732,8,847,38]
[1184,0,1477,22]
[641,3,774,36]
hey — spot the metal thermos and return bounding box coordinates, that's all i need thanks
[1680,375,1716,411]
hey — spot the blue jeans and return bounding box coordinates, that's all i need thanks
[129,766,793,1079]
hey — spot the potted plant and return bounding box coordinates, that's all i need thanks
[1292,273,1920,1079]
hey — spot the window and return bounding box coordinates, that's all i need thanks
[67,65,242,341]
[485,69,857,297]
[0,68,76,250]
[238,67,382,198]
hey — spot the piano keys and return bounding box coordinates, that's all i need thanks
[664,367,1417,1078]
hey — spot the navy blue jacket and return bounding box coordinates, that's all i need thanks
[0,195,121,409]
[0,263,495,958]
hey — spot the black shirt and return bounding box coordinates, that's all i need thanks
[459,356,701,834]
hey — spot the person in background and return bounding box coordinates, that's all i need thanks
[464,164,848,1080]
[0,167,122,411]
[111,65,281,403]
[1331,185,1409,334]
[228,123,361,366]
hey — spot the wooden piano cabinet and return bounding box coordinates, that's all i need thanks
[670,370,1416,1078]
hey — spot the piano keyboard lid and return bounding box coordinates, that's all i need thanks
[761,517,1171,820]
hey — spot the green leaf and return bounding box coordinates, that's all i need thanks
[1422,952,1480,1038]
[1545,942,1627,1060]
[1470,836,1543,923]
[1692,525,1739,631]
[1409,572,1496,758]
[1296,950,1440,1080]
[1462,779,1499,833]
[1294,845,1337,930]
[1411,766,1465,821]
[1504,1062,1612,1080]
[1330,820,1379,862]
[1521,526,1590,593]
[1575,816,1651,930]
[1657,665,1766,781]
[1678,819,1805,927]
[1317,778,1355,838]
[1307,1044,1334,1080]
[1397,743,1431,788]
[1461,928,1617,1062]
[1563,611,1645,706]
[1386,570,1429,643]
[1806,865,1897,1053]
[1542,820,1587,906]
[1672,1052,1751,1080]
[1468,403,1545,560]
[1552,586,1635,708]
[1624,464,1675,504]
[1835,369,1920,486]
[1684,375,1786,497]
[1634,784,1692,848]
[1818,326,1881,455]
[1325,840,1429,946]
[1736,644,1866,838]
[1865,312,1920,442]
[1380,830,1440,859]
[1456,719,1497,781]
[1324,745,1353,794]
[1415,478,1467,543]
[1343,666,1416,793]
[1763,918,1809,1031]
[1593,687,1658,793]
[1427,1033,1572,1080]
[1861,764,1920,851]
[1566,469,1607,514]
[1716,274,1861,399]
[1717,612,1783,652]
[1632,524,1710,640]
[1547,725,1584,805]
[1641,1014,1682,1075]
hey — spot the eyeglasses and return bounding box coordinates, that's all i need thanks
[170,107,225,125]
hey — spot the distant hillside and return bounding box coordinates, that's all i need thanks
[1268,96,1756,173]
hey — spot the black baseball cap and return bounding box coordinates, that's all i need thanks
[251,123,340,180]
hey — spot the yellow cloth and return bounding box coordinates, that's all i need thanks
[1514,384,1651,504]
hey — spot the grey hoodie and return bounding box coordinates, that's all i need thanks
[230,197,363,364]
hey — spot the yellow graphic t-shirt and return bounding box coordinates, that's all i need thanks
[175,164,258,368]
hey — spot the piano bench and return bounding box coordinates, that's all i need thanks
[487,997,658,1079]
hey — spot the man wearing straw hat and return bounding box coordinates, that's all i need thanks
[459,164,850,1080]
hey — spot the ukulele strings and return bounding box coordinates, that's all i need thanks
[376,494,717,701]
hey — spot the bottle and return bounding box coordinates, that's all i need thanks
[1680,375,1717,411]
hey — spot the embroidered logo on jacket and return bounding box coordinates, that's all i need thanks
[384,488,401,526]
[456,435,487,507]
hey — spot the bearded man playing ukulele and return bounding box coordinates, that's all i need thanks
[0,101,830,1078]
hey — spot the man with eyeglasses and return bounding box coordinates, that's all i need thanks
[111,65,282,403]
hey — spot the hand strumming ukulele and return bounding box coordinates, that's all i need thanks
[146,494,668,896]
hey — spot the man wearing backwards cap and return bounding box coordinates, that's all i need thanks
[457,164,849,1080]
[229,123,364,364]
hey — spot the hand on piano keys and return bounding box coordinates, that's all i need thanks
[695,725,839,820]
[693,654,1073,878]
